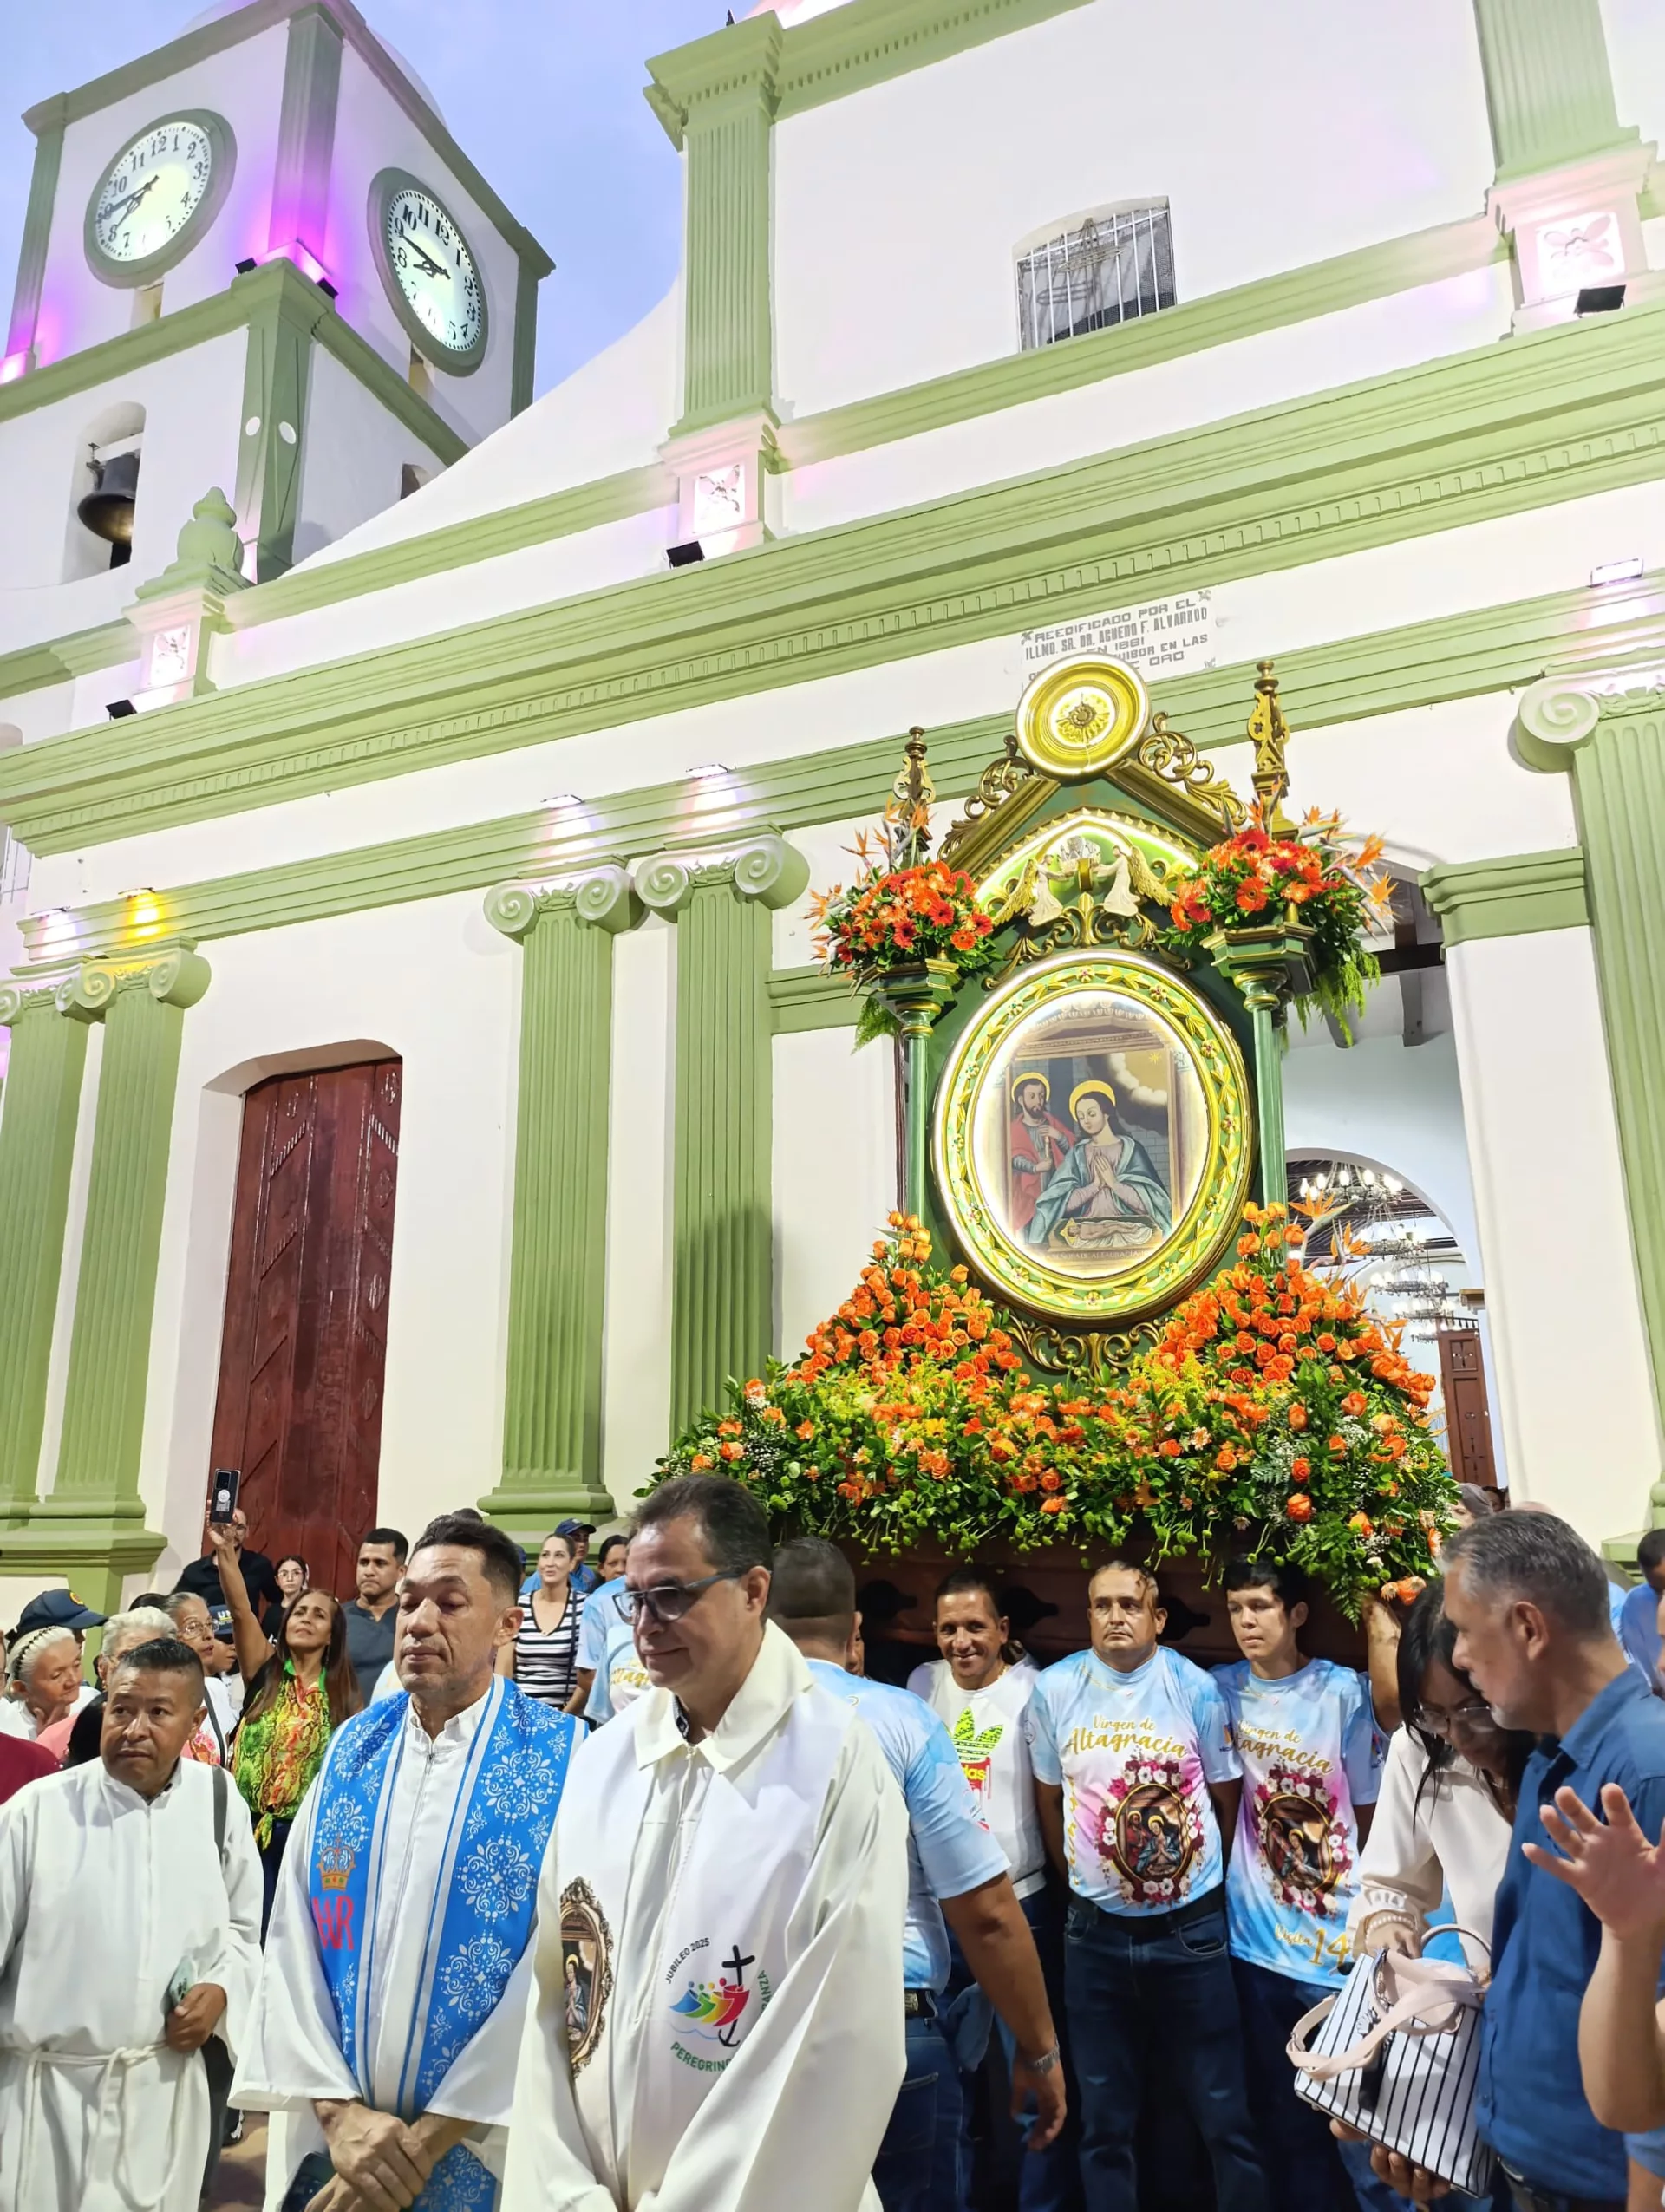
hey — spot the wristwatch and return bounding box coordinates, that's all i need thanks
[1020,2043,1061,2076]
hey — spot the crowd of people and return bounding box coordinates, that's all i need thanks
[3,1478,1665,2212]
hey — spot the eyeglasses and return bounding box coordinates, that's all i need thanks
[610,1569,747,1627]
[1412,1700,1498,1737]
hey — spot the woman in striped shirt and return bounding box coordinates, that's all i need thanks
[497,1529,586,1706]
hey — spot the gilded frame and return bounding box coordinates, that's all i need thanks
[932,949,1253,1325]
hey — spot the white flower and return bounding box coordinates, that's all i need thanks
[457,1837,535,1922]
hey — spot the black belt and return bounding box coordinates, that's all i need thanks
[903,1989,937,2020]
[1075,1886,1223,1935]
[1502,2169,1623,2212]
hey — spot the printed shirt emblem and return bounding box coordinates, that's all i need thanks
[666,1940,772,2073]
[951,1706,1004,1824]
[559,1878,615,2074]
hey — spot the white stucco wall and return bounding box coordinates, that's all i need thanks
[292,346,444,566]
[773,1024,898,1359]
[1602,0,1665,151]
[772,0,1495,414]
[121,890,520,1588]
[1444,926,1660,1539]
[600,919,675,1507]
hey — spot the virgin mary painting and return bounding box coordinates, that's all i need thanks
[1026,1080,1171,1253]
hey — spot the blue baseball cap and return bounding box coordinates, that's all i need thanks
[14,1588,108,1635]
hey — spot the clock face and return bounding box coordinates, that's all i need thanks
[381,183,486,363]
[92,120,218,266]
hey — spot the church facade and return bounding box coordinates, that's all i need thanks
[0,0,1662,1609]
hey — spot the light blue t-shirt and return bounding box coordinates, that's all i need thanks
[1026,1645,1238,1915]
[578,1588,618,1674]
[1212,1657,1381,1988]
[806,1659,1006,1992]
[584,1610,650,1723]
[1620,1581,1661,1683]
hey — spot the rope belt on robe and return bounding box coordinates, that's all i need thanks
[1,2034,179,2212]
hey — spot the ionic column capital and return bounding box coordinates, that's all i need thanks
[485,864,643,942]
[632,832,807,921]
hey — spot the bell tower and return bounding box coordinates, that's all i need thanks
[0,0,549,623]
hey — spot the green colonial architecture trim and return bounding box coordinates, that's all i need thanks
[0,984,88,1521]
[1516,672,1665,1475]
[1471,0,1638,182]
[17,567,1665,969]
[268,5,343,266]
[6,296,1665,855]
[0,257,471,461]
[479,868,642,1529]
[3,97,65,363]
[769,964,859,1034]
[633,836,809,1433]
[1420,849,1591,945]
[234,265,323,582]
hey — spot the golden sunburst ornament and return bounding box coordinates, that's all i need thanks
[1015,654,1151,780]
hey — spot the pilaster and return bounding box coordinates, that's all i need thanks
[3,95,65,373]
[1472,0,1634,181]
[635,832,807,1435]
[267,4,343,270]
[0,982,89,1522]
[234,264,332,581]
[127,487,249,703]
[478,867,641,1531]
[1518,670,1665,1504]
[36,943,209,1555]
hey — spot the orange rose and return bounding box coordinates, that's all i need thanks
[1342,1392,1367,1416]
[1286,1494,1313,1523]
[1288,1406,1309,1432]
[1290,1458,1311,1483]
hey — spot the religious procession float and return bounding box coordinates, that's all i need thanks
[656,653,1459,1663]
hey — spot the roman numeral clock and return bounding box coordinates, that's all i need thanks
[84,112,237,284]
[369,168,489,375]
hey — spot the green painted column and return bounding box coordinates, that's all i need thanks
[0,982,88,1523]
[267,3,343,262]
[637,833,807,1436]
[233,264,330,581]
[649,16,781,436]
[1471,0,1635,179]
[1518,676,1665,1499]
[34,945,209,1579]
[479,866,641,1533]
[5,95,65,364]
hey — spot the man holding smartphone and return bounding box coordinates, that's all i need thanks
[173,1494,282,1640]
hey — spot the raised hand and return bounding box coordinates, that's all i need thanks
[1524,1783,1665,1944]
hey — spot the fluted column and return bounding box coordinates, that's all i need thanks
[0,981,89,1522]
[1471,0,1631,179]
[1518,674,1665,1510]
[637,833,807,1436]
[42,945,209,1545]
[479,866,641,1531]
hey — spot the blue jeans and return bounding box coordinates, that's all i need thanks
[1063,1891,1268,2212]
[875,2010,963,2212]
[1232,1956,1361,2211]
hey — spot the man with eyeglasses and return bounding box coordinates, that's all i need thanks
[1026,1558,1266,2212]
[504,1475,908,2212]
[767,1537,1066,2212]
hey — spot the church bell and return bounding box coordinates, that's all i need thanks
[77,447,140,563]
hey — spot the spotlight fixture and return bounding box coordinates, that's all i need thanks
[107,699,137,719]
[543,793,582,809]
[234,258,258,275]
[1590,556,1643,587]
[685,762,730,780]
[1574,284,1625,316]
[666,540,705,568]
[316,277,338,300]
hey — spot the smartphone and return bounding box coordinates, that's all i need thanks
[207,1468,240,1525]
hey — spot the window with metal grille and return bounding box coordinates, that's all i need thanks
[1015,200,1176,349]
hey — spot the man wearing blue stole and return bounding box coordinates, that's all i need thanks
[235,1513,578,2212]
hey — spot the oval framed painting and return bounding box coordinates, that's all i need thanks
[931,951,1254,1325]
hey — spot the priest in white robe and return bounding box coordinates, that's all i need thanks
[0,1635,262,2212]
[503,1474,906,2212]
[235,1513,579,2212]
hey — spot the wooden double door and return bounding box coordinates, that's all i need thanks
[208,1058,402,1598]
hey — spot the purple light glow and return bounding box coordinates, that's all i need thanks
[265,241,333,290]
[0,351,28,385]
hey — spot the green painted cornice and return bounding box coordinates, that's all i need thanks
[1420,849,1590,944]
[18,566,1665,969]
[647,0,1095,144]
[769,964,859,1032]
[646,15,783,150]
[778,214,1506,468]
[0,212,1508,682]
[4,293,1665,853]
[25,0,551,274]
[0,258,468,466]
[0,623,134,700]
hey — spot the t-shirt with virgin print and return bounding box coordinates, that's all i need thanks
[1026,1644,1238,1915]
[1212,1657,1381,1989]
[584,1610,652,1723]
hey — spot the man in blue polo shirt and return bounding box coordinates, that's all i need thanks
[1364,1510,1665,2210]
[1027,1557,1265,2212]
[768,1538,1066,2212]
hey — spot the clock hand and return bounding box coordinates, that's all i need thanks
[400,230,448,279]
[107,174,160,233]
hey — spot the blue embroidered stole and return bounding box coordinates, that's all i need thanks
[307,1678,574,2209]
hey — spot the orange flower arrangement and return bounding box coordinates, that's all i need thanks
[656,1205,1454,1613]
